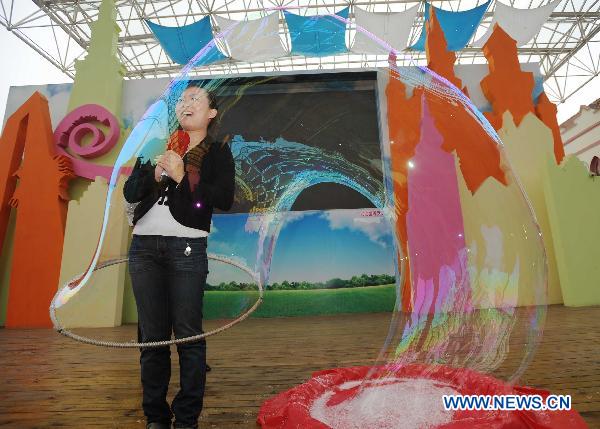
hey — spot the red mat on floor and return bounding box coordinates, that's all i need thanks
[257,364,588,429]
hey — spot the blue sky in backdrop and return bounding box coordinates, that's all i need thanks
[207,209,396,285]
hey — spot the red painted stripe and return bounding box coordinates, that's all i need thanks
[574,138,600,156]
[564,119,600,146]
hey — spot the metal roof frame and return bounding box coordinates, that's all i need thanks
[0,0,597,104]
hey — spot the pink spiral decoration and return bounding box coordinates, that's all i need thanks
[53,104,129,180]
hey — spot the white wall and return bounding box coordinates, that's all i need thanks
[560,101,600,167]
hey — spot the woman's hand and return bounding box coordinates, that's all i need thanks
[154,163,165,182]
[156,150,185,183]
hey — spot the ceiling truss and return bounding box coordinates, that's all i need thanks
[0,0,597,105]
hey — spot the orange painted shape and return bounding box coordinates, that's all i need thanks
[425,9,463,90]
[535,92,566,164]
[0,106,26,249]
[1,92,74,328]
[386,68,424,312]
[427,92,508,194]
[483,110,504,131]
[386,11,511,312]
[480,24,535,130]
[422,9,508,194]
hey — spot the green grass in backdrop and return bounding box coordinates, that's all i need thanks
[203,284,396,319]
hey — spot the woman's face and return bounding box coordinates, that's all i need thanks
[175,87,217,132]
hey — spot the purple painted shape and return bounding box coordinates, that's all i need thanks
[53,104,131,180]
[405,100,470,315]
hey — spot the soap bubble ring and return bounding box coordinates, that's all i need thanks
[50,253,264,348]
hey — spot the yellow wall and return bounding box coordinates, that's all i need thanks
[456,156,544,309]
[496,111,564,305]
[455,112,564,308]
[543,154,600,306]
[55,176,130,328]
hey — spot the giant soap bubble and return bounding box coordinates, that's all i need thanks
[51,9,546,428]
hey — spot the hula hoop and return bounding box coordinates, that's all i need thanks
[50,253,264,348]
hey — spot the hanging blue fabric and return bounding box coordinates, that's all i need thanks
[146,16,226,66]
[532,75,545,103]
[284,7,349,57]
[411,1,490,51]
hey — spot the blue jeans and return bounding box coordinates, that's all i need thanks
[128,234,209,428]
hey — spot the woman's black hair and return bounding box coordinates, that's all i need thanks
[186,79,219,111]
[205,89,219,136]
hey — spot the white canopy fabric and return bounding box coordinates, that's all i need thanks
[214,12,287,62]
[351,5,420,55]
[473,0,561,47]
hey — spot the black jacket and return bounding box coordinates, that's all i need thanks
[123,137,235,232]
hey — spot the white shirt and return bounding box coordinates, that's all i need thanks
[132,195,209,238]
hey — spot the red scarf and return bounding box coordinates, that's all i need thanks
[167,130,190,156]
[167,129,209,193]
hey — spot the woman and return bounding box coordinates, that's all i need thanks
[123,83,235,429]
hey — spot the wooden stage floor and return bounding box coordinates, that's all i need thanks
[0,305,598,428]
